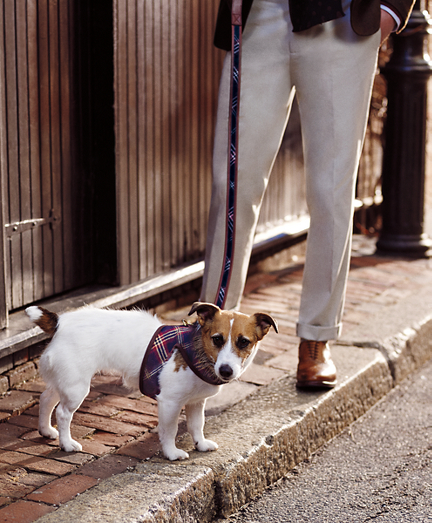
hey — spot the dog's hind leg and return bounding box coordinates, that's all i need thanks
[39,387,60,440]
[56,385,89,452]
[185,400,218,453]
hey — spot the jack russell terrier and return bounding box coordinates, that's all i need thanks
[26,302,277,461]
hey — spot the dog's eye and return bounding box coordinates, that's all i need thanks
[212,334,225,348]
[237,336,250,350]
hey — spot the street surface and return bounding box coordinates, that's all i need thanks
[215,357,432,522]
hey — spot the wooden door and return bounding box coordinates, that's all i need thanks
[0,0,116,320]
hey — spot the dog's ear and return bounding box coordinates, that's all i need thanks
[188,302,220,324]
[253,313,278,340]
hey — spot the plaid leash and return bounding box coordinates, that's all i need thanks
[215,0,243,308]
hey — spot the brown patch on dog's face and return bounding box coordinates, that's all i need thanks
[198,309,233,363]
[230,313,265,362]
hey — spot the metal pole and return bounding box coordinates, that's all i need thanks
[376,0,432,255]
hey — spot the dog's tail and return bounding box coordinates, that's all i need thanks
[25,306,59,336]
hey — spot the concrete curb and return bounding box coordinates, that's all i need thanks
[35,308,432,522]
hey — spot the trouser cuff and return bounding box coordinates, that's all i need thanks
[296,322,342,341]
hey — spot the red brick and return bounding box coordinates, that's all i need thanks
[90,375,132,397]
[70,423,96,439]
[88,432,133,448]
[19,432,50,443]
[21,405,39,417]
[26,474,98,505]
[243,272,280,294]
[0,474,36,499]
[23,424,95,450]
[75,454,138,480]
[240,363,285,385]
[0,500,56,522]
[0,392,35,416]
[139,395,159,407]
[0,451,34,466]
[79,438,114,457]
[85,390,103,401]
[0,378,8,396]
[7,416,38,431]
[99,394,158,416]
[72,412,145,436]
[12,350,29,368]
[90,374,122,387]
[46,450,94,466]
[116,432,161,460]
[0,452,76,477]
[16,378,46,394]
[7,363,37,389]
[1,441,53,457]
[77,400,120,417]
[6,469,57,489]
[114,411,158,428]
[265,351,298,372]
[259,331,297,352]
[242,296,289,315]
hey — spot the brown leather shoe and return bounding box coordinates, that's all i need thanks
[296,340,337,389]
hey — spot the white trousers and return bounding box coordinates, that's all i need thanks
[200,0,381,341]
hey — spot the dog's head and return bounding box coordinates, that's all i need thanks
[188,302,278,382]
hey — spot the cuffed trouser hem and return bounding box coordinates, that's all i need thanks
[296,322,342,342]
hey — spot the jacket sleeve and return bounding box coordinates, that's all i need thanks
[381,0,416,33]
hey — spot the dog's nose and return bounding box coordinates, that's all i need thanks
[219,364,233,380]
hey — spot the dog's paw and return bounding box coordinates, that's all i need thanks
[164,448,189,461]
[39,427,59,440]
[60,439,83,453]
[196,439,219,453]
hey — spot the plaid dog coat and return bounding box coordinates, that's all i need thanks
[139,323,225,399]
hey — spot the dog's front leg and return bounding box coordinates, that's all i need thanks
[185,400,218,453]
[157,399,189,461]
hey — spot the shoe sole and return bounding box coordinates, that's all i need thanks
[296,380,337,390]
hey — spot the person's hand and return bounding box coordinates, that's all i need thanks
[380,9,396,45]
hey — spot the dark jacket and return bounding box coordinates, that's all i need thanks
[214,0,416,50]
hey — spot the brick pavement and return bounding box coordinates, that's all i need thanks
[0,236,431,522]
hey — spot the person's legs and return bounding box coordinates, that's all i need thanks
[202,0,381,388]
[291,2,380,386]
[200,0,295,310]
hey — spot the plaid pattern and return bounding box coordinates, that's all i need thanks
[215,21,242,308]
[139,323,224,400]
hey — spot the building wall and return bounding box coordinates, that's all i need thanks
[113,0,307,286]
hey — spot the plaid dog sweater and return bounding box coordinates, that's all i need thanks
[139,323,225,399]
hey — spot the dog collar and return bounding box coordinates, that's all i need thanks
[139,323,225,399]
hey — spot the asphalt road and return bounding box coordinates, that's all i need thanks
[215,357,432,523]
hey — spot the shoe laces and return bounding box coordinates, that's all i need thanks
[305,340,324,360]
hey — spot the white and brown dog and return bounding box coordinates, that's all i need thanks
[26,302,277,461]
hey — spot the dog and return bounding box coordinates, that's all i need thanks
[25,302,277,461]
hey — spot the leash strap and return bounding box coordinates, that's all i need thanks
[215,0,243,308]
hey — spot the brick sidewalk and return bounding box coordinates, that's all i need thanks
[0,236,431,523]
